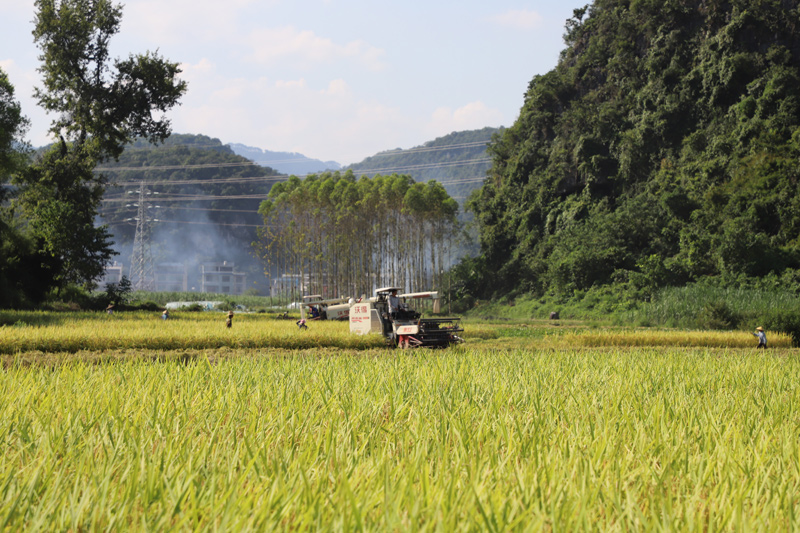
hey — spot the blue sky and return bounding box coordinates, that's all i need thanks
[1,0,586,164]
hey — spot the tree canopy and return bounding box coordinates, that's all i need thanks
[468,0,800,299]
[255,172,459,299]
[12,0,187,292]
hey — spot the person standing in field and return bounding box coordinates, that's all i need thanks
[226,310,233,328]
[752,326,767,348]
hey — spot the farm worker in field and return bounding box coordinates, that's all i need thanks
[309,305,320,319]
[226,310,233,328]
[106,304,114,315]
[296,318,308,330]
[162,309,169,320]
[388,289,400,318]
[752,326,767,349]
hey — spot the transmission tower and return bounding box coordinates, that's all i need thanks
[129,181,156,291]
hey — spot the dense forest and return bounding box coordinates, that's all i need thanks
[255,172,459,299]
[466,0,800,300]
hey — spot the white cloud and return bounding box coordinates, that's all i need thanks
[244,26,386,71]
[179,58,215,77]
[426,101,504,137]
[275,79,307,90]
[123,0,267,45]
[322,79,350,96]
[490,9,544,30]
[167,59,413,163]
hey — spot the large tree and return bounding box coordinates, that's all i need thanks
[0,67,46,307]
[14,0,187,289]
[0,69,29,183]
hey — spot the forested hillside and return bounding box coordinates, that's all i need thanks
[346,128,498,201]
[98,134,279,287]
[467,0,800,299]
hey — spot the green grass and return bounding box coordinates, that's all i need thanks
[0,346,798,529]
[627,284,800,328]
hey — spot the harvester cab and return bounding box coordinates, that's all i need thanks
[349,287,463,348]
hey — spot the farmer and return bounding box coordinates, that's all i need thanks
[226,310,233,328]
[106,303,114,315]
[388,289,400,319]
[296,318,308,330]
[752,326,767,349]
[162,308,169,320]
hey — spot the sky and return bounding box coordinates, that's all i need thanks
[1,0,585,165]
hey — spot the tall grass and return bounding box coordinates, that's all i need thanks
[0,347,798,529]
[629,284,800,327]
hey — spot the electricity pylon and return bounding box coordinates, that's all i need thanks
[129,181,156,291]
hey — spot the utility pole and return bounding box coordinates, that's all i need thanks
[129,181,156,291]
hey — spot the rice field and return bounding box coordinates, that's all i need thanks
[0,312,798,529]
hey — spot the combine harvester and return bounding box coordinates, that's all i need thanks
[300,295,351,320]
[349,287,464,348]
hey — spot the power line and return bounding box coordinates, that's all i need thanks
[97,161,260,171]
[343,158,492,175]
[100,178,486,204]
[371,140,489,156]
[96,139,494,174]
[97,164,490,196]
[104,217,266,228]
[108,175,286,187]
[101,193,271,203]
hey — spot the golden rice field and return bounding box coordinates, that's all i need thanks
[0,311,798,530]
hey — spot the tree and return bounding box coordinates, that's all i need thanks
[14,0,187,290]
[255,172,460,298]
[31,0,187,161]
[0,68,29,184]
[0,67,47,308]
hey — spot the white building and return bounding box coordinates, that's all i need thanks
[99,261,124,287]
[200,261,247,295]
[154,263,188,292]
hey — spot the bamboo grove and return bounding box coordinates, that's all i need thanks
[254,171,459,300]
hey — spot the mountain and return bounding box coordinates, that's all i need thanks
[227,143,341,175]
[345,127,499,201]
[467,0,800,299]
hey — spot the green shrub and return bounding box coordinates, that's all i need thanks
[764,310,800,347]
[698,301,740,330]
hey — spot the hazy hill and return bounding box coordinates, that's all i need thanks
[467,0,800,298]
[98,134,278,291]
[345,127,499,201]
[228,143,341,175]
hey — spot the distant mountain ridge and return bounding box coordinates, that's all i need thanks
[345,127,499,201]
[227,143,341,175]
